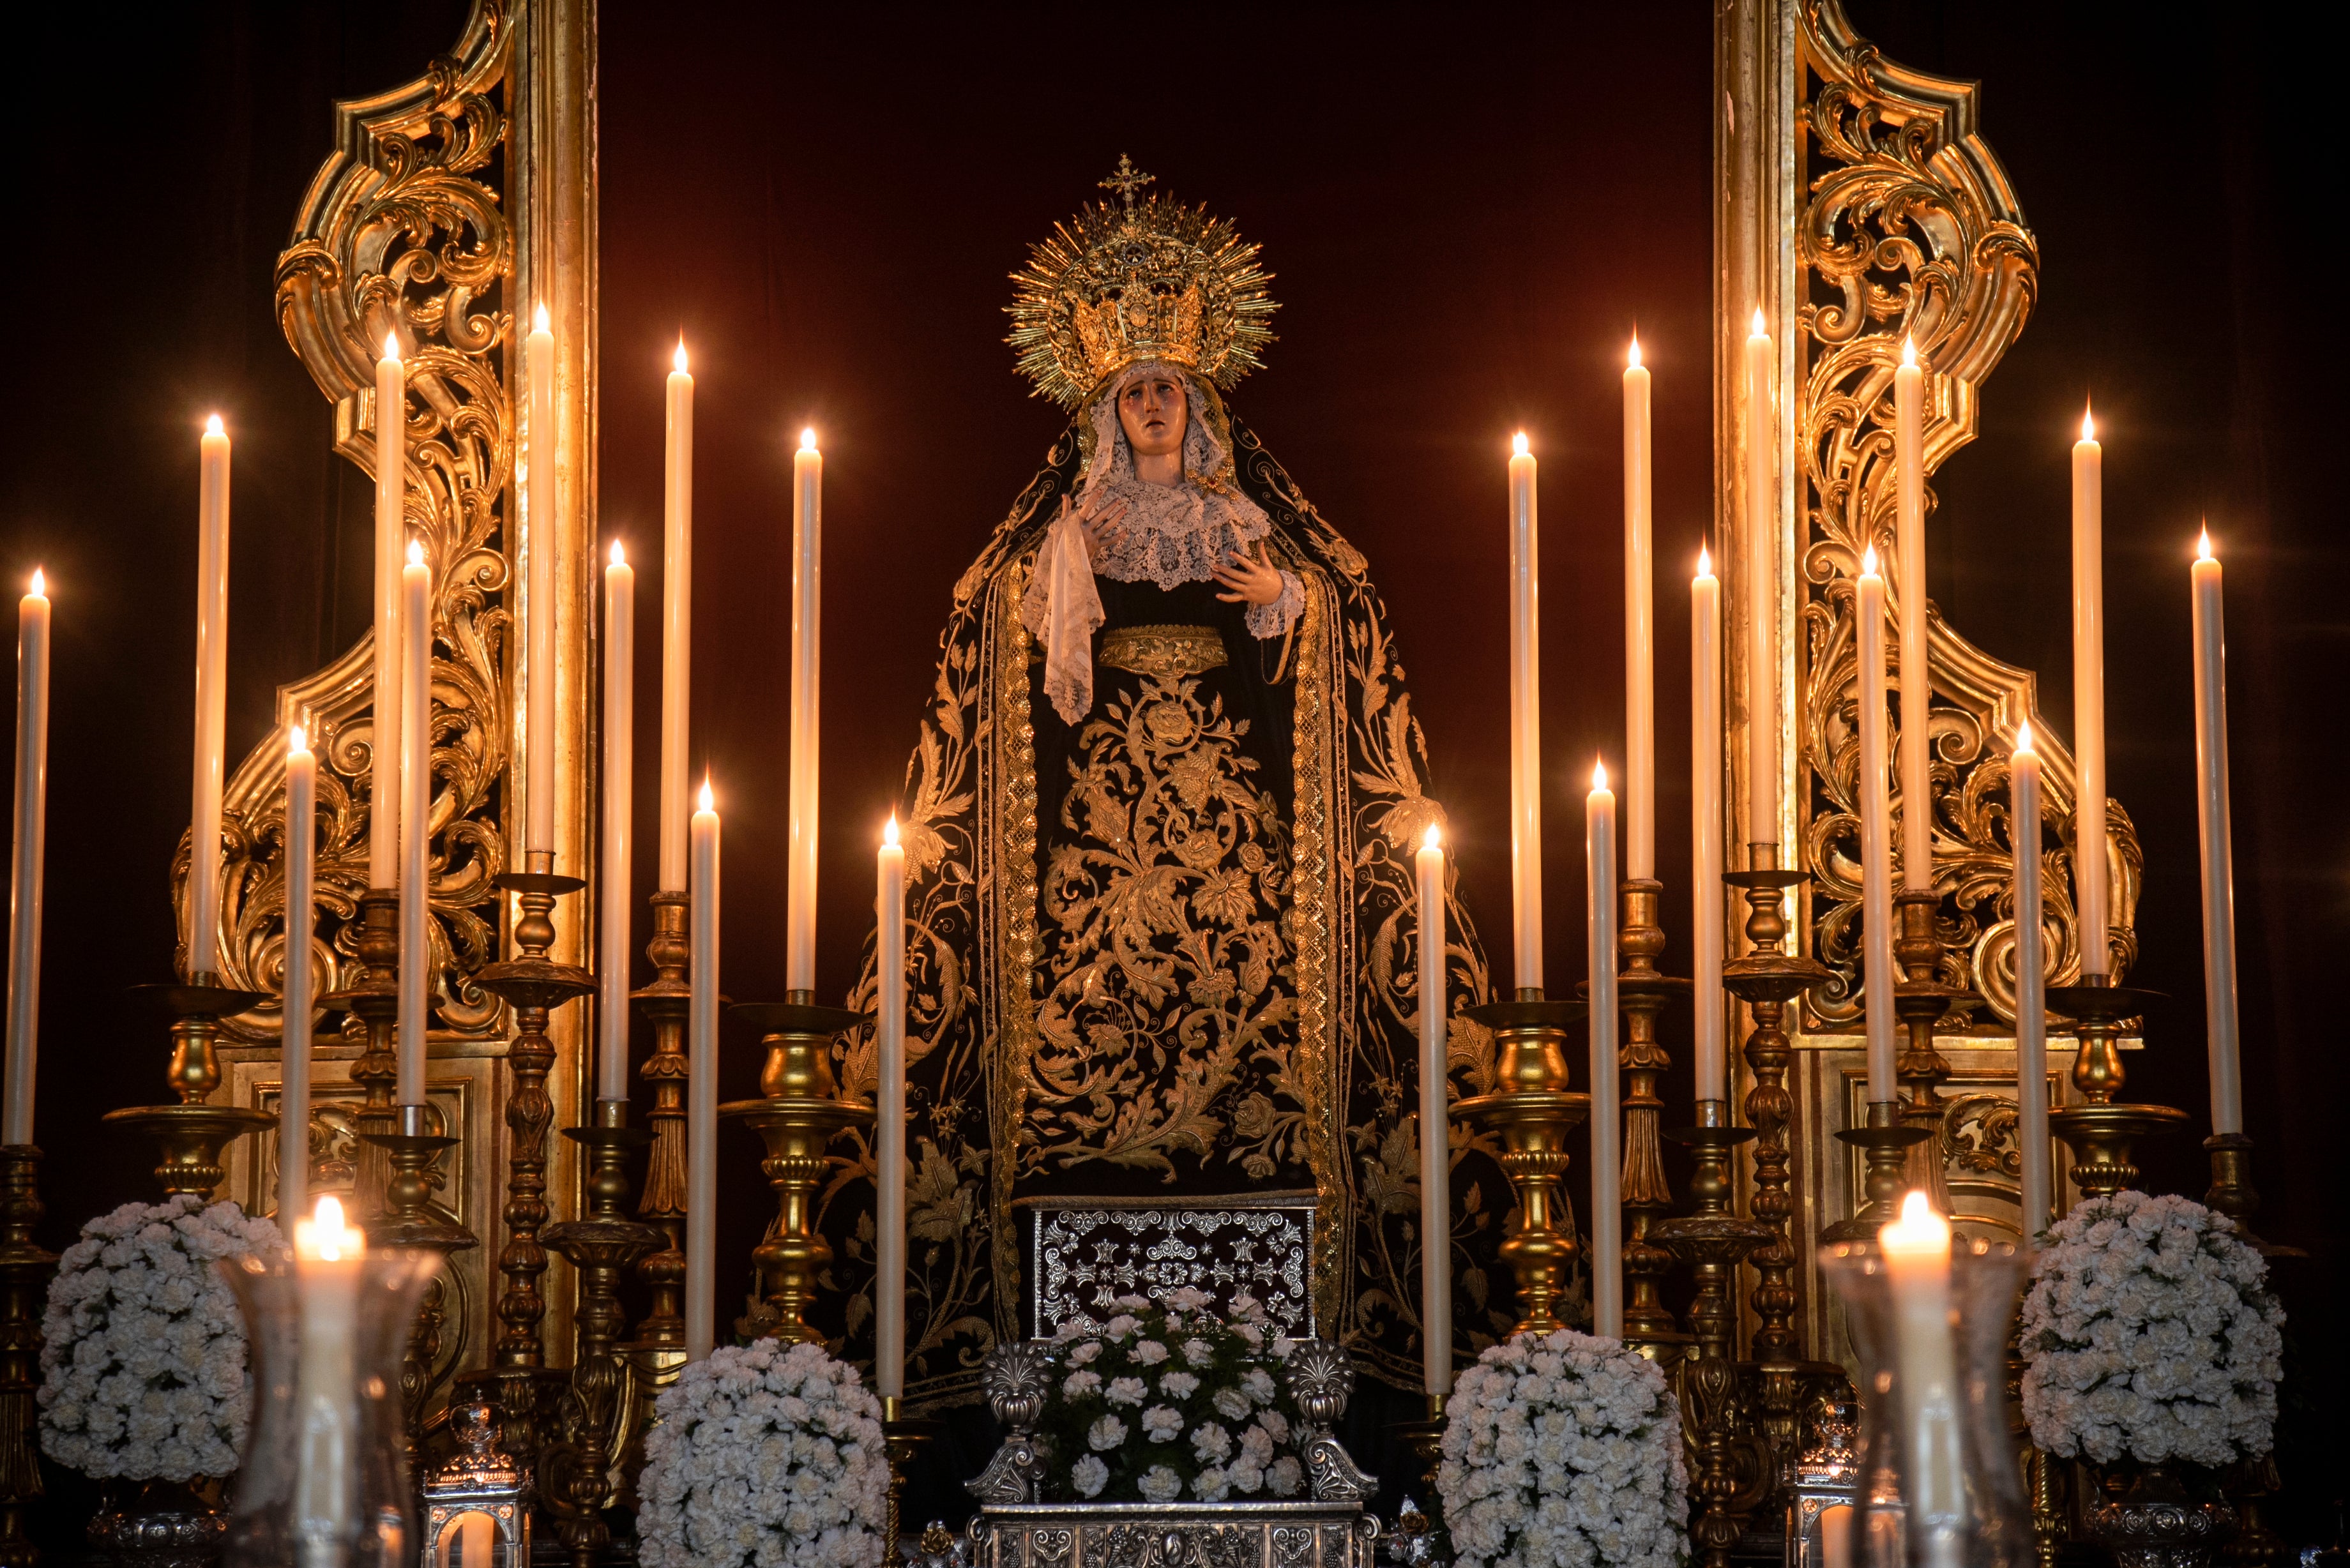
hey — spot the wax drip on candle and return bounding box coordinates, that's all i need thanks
[1902,336,1917,370]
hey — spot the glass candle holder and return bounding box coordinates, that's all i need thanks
[218,1249,441,1568]
[1821,1235,2032,1568]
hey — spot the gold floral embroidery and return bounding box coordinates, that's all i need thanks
[1099,623,1229,678]
[1025,665,1307,1183]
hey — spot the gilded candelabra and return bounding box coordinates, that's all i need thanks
[881,1397,944,1556]
[1719,856,1828,1494]
[1616,878,1692,1360]
[1653,1102,1770,1568]
[629,890,691,1345]
[319,888,401,1212]
[0,1147,52,1568]
[102,981,275,1198]
[720,996,871,1343]
[2043,981,2187,1199]
[362,1103,477,1448]
[542,1100,662,1568]
[1455,995,1591,1336]
[471,864,594,1467]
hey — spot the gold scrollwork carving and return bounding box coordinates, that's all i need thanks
[188,2,515,1043]
[1794,0,2141,1026]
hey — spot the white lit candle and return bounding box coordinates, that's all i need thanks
[191,416,232,979]
[660,342,694,893]
[1878,1190,1963,1568]
[599,542,634,1104]
[787,430,822,993]
[397,541,430,1108]
[1587,760,1621,1339]
[292,1195,366,1548]
[2011,725,2050,1235]
[373,340,404,891]
[1745,312,1778,852]
[3,571,49,1147]
[2072,407,2108,974]
[685,780,720,1361]
[2190,531,2242,1136]
[1508,433,1543,992]
[1691,550,1725,1104]
[876,817,907,1399]
[1821,1504,1854,1568]
[1623,340,1655,880]
[525,303,557,860]
[1895,338,1930,891]
[1857,549,1896,1102]
[1415,825,1450,1394]
[282,725,317,1223]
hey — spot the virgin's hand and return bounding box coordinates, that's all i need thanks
[1061,494,1130,565]
[1214,543,1284,606]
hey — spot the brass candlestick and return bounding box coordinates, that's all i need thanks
[1891,888,1967,1210]
[1616,878,1692,1360]
[1386,1392,1447,1503]
[473,865,593,1467]
[0,1146,53,1568]
[1455,995,1592,1336]
[629,890,691,1345]
[2043,982,2188,1198]
[103,980,275,1198]
[1653,1102,1771,1568]
[319,888,401,1212]
[720,996,872,1343]
[542,1100,663,1568]
[361,1103,478,1447]
[1819,1100,1929,1244]
[880,1396,945,1557]
[2202,1133,2301,1258]
[1720,856,1828,1489]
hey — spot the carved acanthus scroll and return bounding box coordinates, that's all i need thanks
[1794,0,2141,1027]
[191,2,515,1044]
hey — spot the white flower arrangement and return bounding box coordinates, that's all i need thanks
[1040,1288,1305,1504]
[637,1339,890,1568]
[2020,1189,2284,1468]
[36,1195,282,1482]
[1437,1329,1688,1568]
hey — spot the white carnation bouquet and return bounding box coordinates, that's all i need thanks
[1038,1288,1306,1504]
[1438,1329,1688,1568]
[637,1338,889,1568]
[37,1195,282,1482]
[2020,1189,2283,1468]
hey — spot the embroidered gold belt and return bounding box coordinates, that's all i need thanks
[1098,624,1228,677]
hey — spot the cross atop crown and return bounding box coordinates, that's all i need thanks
[1098,155,1155,212]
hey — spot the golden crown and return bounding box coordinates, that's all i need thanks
[1008,157,1278,411]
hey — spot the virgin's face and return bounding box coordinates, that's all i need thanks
[1117,370,1187,460]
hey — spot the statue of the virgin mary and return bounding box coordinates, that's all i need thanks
[826,162,1519,1405]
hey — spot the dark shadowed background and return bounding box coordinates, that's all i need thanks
[5,0,2344,1543]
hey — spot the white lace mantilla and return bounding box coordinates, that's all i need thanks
[1022,368,1302,723]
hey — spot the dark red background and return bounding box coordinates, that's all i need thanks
[4,0,2343,1540]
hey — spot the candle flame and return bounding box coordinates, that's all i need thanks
[2015,720,2035,755]
[1695,545,1713,579]
[2197,526,2214,562]
[800,427,817,453]
[383,331,400,363]
[1592,758,1609,792]
[1423,824,1442,851]
[534,302,550,335]
[1626,334,1642,369]
[674,338,689,373]
[28,569,43,598]
[1879,1188,1948,1250]
[1511,432,1528,456]
[1750,307,1768,337]
[407,539,425,568]
[2081,403,2095,443]
[883,815,900,848]
[298,1194,361,1262]
[204,414,224,437]
[1860,543,1879,577]
[289,723,307,755]
[698,775,715,813]
[610,539,626,566]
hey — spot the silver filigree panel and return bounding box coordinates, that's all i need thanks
[1025,1196,1317,1342]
